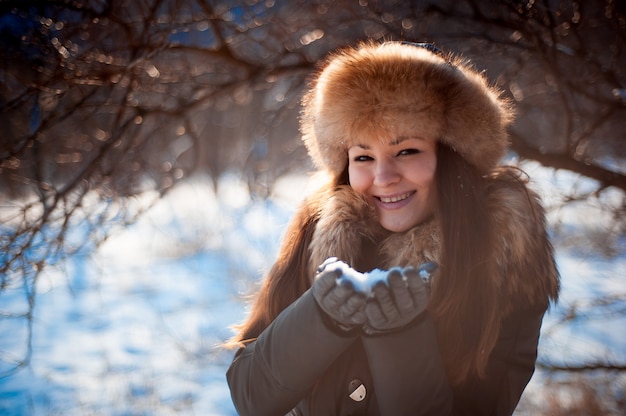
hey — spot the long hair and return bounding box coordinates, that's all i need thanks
[225,205,316,346]
[428,142,502,384]
[225,173,348,347]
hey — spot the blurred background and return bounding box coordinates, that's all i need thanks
[0,0,624,414]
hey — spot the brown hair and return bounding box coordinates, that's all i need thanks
[225,174,346,347]
[428,142,501,384]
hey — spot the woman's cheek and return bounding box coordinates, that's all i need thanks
[348,166,369,194]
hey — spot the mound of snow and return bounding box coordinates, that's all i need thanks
[322,258,437,295]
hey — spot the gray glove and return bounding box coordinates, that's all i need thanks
[363,263,436,335]
[311,259,368,332]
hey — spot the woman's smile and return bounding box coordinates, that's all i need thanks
[375,190,416,207]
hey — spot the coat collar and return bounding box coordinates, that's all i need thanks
[308,184,440,276]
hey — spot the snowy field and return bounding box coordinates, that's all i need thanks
[0,163,624,415]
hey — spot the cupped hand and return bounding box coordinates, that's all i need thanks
[312,258,367,331]
[363,266,432,335]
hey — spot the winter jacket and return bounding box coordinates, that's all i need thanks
[227,290,546,415]
[227,171,559,415]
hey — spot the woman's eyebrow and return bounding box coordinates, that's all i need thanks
[389,136,425,146]
[351,136,426,149]
[389,136,409,146]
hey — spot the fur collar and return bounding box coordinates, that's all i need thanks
[308,175,559,308]
[308,184,440,275]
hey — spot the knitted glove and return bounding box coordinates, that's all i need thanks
[311,258,368,332]
[363,263,436,335]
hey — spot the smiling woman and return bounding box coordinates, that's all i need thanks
[225,41,560,416]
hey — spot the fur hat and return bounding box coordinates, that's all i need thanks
[300,41,513,175]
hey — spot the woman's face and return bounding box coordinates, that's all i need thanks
[348,135,437,233]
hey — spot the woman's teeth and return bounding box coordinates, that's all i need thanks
[379,192,412,203]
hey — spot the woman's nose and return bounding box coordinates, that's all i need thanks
[373,158,400,187]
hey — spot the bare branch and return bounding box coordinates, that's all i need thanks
[510,131,626,192]
[538,361,626,373]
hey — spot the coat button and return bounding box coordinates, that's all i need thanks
[348,379,366,402]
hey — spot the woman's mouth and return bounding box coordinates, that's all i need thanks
[376,191,415,205]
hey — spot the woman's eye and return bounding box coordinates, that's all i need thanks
[353,155,373,162]
[398,148,421,156]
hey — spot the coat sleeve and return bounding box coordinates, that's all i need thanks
[226,288,358,416]
[361,313,454,416]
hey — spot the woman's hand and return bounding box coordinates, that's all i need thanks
[311,259,367,332]
[363,266,433,335]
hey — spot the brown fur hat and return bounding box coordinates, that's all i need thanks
[300,41,514,174]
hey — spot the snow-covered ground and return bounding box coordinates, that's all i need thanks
[0,164,624,415]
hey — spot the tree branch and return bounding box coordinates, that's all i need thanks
[537,360,626,373]
[510,132,626,192]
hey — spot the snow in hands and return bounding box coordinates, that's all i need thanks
[319,257,438,296]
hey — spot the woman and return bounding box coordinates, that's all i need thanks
[226,41,559,415]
